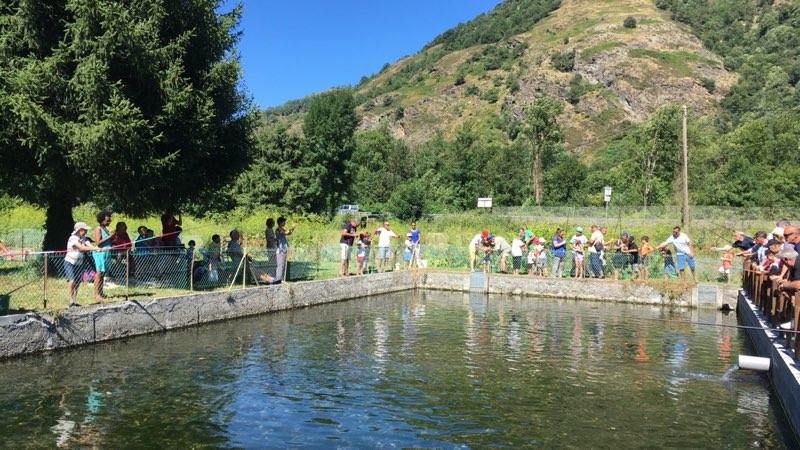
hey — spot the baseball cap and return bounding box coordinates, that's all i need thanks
[767,239,782,247]
[481,229,489,238]
[576,226,584,233]
[73,222,89,234]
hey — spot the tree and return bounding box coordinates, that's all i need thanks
[0,0,254,249]
[351,126,410,211]
[234,124,311,211]
[301,88,359,212]
[521,97,564,206]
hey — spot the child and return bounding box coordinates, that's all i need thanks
[662,248,677,279]
[535,239,548,276]
[403,233,414,269]
[356,232,371,275]
[573,239,585,279]
[207,234,222,283]
[511,233,525,275]
[639,236,654,279]
[718,245,733,282]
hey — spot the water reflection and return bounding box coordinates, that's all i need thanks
[0,291,793,449]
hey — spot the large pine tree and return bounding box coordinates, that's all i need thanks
[0,0,254,249]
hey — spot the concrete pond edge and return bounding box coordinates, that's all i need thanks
[0,270,736,360]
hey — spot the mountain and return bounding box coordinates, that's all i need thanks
[266,0,735,157]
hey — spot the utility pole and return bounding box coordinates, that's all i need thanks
[681,105,689,227]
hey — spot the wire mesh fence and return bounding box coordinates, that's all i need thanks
[0,239,740,315]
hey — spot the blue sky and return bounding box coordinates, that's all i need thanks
[224,0,502,108]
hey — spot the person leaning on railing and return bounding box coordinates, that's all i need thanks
[64,222,105,307]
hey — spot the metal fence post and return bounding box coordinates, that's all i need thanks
[283,247,290,283]
[243,248,247,289]
[315,244,321,280]
[125,249,130,300]
[189,256,194,291]
[43,253,48,310]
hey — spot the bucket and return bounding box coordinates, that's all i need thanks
[0,294,9,316]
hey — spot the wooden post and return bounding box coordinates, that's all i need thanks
[681,105,690,227]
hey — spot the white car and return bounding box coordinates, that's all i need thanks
[337,204,359,214]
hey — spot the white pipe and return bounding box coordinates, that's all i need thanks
[738,355,770,371]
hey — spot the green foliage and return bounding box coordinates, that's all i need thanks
[387,179,426,220]
[699,77,715,94]
[302,89,360,212]
[454,75,466,86]
[465,85,480,96]
[566,75,599,105]
[0,0,254,249]
[426,0,561,52]
[658,0,800,126]
[351,126,411,212]
[551,49,575,72]
[628,49,709,77]
[623,16,637,29]
[481,88,500,103]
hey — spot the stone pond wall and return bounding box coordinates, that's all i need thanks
[0,270,735,359]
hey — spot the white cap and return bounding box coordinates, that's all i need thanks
[771,227,784,237]
[73,222,89,234]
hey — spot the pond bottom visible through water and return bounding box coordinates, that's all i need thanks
[0,291,796,448]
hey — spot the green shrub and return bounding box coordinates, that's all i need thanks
[394,107,405,120]
[481,88,500,103]
[699,77,715,93]
[454,75,466,86]
[551,49,575,72]
[382,96,394,107]
[465,85,480,96]
[623,16,637,29]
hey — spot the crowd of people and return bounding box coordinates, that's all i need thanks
[732,221,800,291]
[6,210,797,308]
[339,218,422,276]
[468,224,698,281]
[61,210,294,307]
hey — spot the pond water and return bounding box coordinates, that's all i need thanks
[0,291,795,448]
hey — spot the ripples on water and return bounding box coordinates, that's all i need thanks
[0,291,794,448]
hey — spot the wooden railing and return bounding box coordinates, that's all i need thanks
[741,259,800,359]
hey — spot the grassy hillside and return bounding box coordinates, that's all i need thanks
[267,0,734,157]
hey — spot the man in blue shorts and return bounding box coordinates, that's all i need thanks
[658,226,696,282]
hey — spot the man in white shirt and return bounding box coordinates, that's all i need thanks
[493,235,512,273]
[658,226,696,281]
[587,224,605,278]
[469,230,487,271]
[375,221,398,272]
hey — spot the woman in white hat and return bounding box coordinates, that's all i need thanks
[64,222,100,307]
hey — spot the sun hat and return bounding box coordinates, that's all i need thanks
[73,222,89,234]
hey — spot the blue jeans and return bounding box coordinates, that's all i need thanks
[589,253,603,277]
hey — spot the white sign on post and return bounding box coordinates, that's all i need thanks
[477,197,493,208]
[603,186,613,203]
